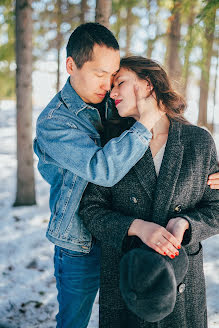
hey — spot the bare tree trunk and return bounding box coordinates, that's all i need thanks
[166,0,182,92]
[56,0,62,93]
[146,0,153,58]
[125,6,132,56]
[181,2,196,98]
[145,0,162,59]
[198,7,216,130]
[80,0,88,24]
[95,0,112,28]
[14,0,36,206]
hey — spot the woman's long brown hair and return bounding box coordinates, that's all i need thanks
[120,56,189,124]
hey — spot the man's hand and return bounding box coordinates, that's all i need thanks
[208,171,219,189]
[166,217,189,244]
[128,219,181,259]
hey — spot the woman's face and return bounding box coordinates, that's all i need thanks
[110,67,147,120]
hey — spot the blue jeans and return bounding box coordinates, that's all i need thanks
[54,241,100,328]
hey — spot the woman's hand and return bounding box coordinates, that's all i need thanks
[134,85,166,131]
[166,217,189,244]
[128,219,181,259]
[207,171,219,189]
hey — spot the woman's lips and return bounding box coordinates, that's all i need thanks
[115,99,122,106]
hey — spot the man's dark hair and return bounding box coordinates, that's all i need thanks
[66,22,119,69]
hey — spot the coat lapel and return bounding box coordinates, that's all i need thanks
[133,147,157,201]
[151,120,184,226]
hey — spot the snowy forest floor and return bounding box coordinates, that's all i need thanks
[0,105,219,327]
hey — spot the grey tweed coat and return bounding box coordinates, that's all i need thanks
[79,120,219,328]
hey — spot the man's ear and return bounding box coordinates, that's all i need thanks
[66,56,77,75]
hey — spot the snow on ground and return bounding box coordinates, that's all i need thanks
[0,104,219,327]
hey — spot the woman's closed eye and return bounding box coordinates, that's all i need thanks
[118,81,124,86]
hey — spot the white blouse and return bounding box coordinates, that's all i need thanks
[153,142,167,176]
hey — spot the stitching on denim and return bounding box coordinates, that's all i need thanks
[37,101,62,123]
[52,173,78,236]
[109,130,129,144]
[75,104,88,115]
[66,122,77,129]
[132,127,150,144]
[48,101,62,119]
[61,174,77,217]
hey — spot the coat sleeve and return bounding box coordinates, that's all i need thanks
[181,138,219,246]
[79,183,136,251]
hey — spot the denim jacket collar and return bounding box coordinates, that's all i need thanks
[61,77,96,115]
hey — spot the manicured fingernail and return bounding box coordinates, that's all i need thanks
[175,252,179,256]
[177,245,181,249]
[163,252,166,255]
[170,255,175,259]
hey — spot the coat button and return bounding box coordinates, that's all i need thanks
[178,283,186,293]
[131,196,138,204]
[174,204,182,213]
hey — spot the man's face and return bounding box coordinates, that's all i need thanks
[67,44,120,104]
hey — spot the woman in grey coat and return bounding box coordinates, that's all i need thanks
[79,56,219,328]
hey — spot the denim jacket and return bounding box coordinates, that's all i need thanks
[33,78,152,252]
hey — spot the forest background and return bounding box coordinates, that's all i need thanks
[0,1,219,327]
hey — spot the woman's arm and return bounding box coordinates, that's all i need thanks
[79,183,180,258]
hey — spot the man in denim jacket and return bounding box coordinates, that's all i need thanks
[33,22,164,328]
[34,23,219,328]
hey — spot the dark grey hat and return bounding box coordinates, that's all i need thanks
[120,244,189,322]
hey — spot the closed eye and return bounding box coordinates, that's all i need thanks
[118,81,124,86]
